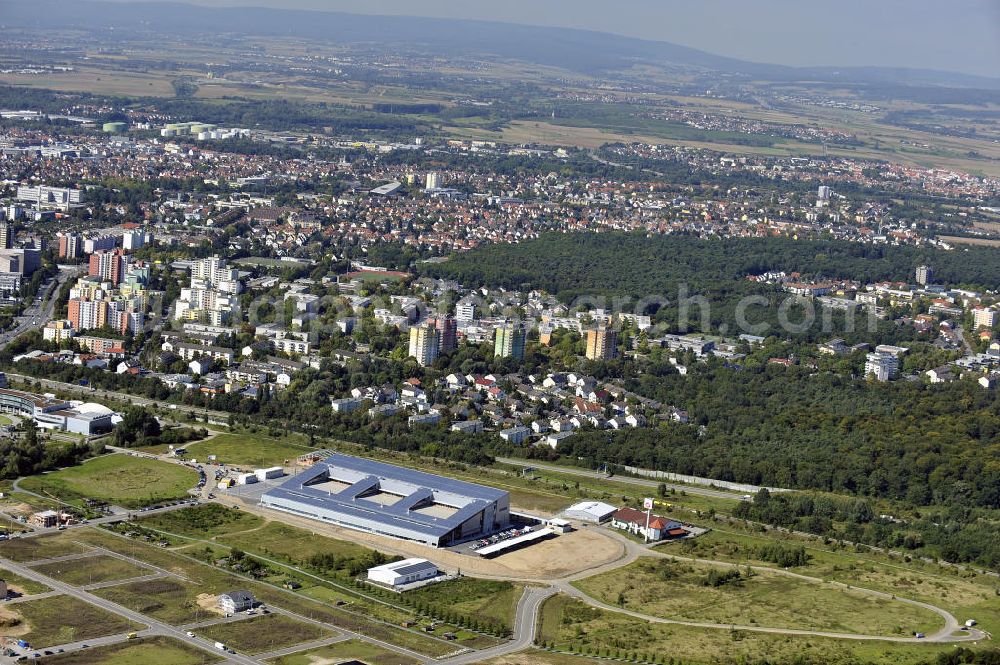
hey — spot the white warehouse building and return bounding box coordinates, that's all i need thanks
[367,558,439,588]
[255,467,284,481]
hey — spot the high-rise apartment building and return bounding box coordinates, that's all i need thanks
[430,315,458,354]
[494,322,526,360]
[585,326,619,361]
[408,324,440,366]
[916,265,933,286]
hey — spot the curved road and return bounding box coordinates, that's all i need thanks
[435,586,556,665]
[555,529,983,644]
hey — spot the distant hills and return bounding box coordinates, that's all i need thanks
[3,0,999,90]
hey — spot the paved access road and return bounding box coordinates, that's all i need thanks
[1,373,232,425]
[434,586,557,665]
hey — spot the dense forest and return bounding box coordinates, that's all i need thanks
[424,233,1000,340]
[553,361,1000,510]
[426,232,1000,295]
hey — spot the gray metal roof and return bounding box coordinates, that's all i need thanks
[261,453,507,540]
[390,561,439,576]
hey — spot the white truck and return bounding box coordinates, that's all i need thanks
[214,642,226,651]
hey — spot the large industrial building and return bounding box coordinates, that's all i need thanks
[260,454,510,547]
[0,388,115,435]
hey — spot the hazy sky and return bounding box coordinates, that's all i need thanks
[116,0,1000,77]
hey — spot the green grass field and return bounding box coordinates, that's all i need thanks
[31,554,150,587]
[138,503,265,539]
[0,534,88,562]
[406,579,522,633]
[40,636,222,665]
[5,595,144,648]
[267,638,418,665]
[671,526,1000,638]
[0,568,50,596]
[194,614,330,655]
[68,528,456,658]
[216,521,375,571]
[19,455,198,509]
[538,595,959,665]
[0,415,14,426]
[183,433,314,468]
[91,578,212,626]
[574,558,942,637]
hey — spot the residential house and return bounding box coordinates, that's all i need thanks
[610,507,687,542]
[219,590,255,614]
[498,425,531,445]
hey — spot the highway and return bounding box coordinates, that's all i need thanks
[0,265,81,348]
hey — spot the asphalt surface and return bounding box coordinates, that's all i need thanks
[434,586,557,665]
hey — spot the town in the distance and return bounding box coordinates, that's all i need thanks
[0,3,998,665]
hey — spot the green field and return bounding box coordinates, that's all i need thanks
[0,415,14,426]
[19,455,198,508]
[41,636,222,665]
[216,521,376,573]
[4,595,144,649]
[406,578,521,633]
[183,433,314,468]
[267,638,418,665]
[671,527,1000,639]
[194,614,331,655]
[0,534,88,562]
[342,270,410,284]
[31,554,150,587]
[67,528,456,658]
[574,558,942,637]
[0,568,50,596]
[138,503,265,539]
[538,595,959,665]
[91,577,212,626]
